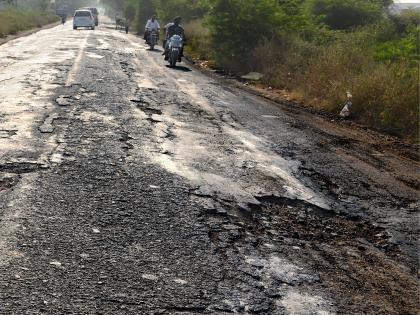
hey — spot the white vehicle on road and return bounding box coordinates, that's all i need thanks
[73,10,95,30]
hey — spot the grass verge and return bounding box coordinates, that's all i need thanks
[0,9,59,38]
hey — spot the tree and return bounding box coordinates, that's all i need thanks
[135,0,155,33]
[390,9,420,34]
[37,0,49,11]
[370,0,393,8]
[305,0,383,30]
[124,0,136,22]
[205,0,310,71]
[153,0,208,23]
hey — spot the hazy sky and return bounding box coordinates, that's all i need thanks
[395,0,420,3]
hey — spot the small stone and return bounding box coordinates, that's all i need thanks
[49,261,62,267]
[174,278,188,285]
[141,274,158,281]
[264,243,276,249]
[92,228,100,234]
[56,96,71,106]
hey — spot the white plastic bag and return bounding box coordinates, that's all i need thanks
[339,92,353,118]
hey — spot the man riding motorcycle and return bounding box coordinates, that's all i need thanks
[164,17,186,62]
[144,15,160,44]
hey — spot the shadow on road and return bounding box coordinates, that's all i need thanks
[147,48,164,53]
[165,65,192,72]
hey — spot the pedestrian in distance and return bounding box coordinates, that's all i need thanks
[125,19,130,34]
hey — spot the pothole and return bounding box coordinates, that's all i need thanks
[55,95,72,106]
[39,113,60,134]
[119,133,134,151]
[131,99,162,115]
[0,162,49,174]
[0,130,18,138]
[146,114,164,124]
[0,173,19,191]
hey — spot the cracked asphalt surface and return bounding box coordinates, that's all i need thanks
[0,21,419,314]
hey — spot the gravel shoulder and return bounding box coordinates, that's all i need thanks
[0,21,61,47]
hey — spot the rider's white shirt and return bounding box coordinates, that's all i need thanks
[146,20,160,31]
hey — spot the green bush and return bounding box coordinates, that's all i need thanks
[249,29,419,140]
[305,0,383,30]
[124,1,137,22]
[374,32,419,62]
[154,0,208,24]
[389,9,420,35]
[206,0,287,71]
[134,0,155,34]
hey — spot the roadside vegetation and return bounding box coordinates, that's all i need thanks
[106,0,420,141]
[0,8,59,38]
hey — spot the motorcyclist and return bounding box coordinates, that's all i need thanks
[164,22,174,35]
[61,14,67,25]
[144,15,160,44]
[165,17,186,61]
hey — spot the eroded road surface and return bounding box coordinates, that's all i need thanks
[0,22,419,315]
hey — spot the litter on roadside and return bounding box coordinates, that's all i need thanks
[339,92,353,118]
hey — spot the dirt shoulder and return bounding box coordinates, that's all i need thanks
[186,57,419,163]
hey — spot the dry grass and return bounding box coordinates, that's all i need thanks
[0,9,59,38]
[250,37,419,140]
[184,20,211,60]
[301,45,418,138]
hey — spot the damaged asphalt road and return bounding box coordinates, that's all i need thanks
[0,22,418,314]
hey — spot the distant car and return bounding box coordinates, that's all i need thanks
[73,10,95,30]
[83,7,99,26]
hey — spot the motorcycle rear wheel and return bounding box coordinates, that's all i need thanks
[170,50,179,67]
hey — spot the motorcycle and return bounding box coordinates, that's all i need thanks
[148,30,158,50]
[166,35,183,67]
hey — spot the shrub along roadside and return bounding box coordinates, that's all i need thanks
[184,20,211,61]
[184,9,418,141]
[0,9,59,38]
[248,24,419,140]
[188,29,418,141]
